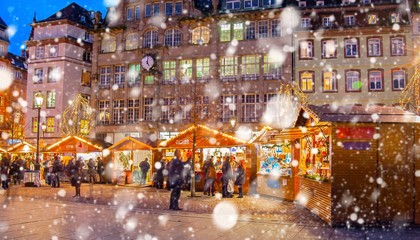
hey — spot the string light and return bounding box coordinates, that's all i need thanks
[46,135,102,152]
[108,136,153,150]
[7,141,36,152]
[61,94,93,137]
[400,67,420,114]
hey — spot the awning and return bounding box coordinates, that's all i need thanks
[108,136,153,151]
[7,141,36,153]
[159,125,247,149]
[45,135,108,153]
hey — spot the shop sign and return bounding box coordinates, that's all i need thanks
[166,152,174,157]
[66,145,75,149]
[342,142,371,150]
[176,139,189,145]
[336,127,375,139]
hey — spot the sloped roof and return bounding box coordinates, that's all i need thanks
[108,136,154,151]
[159,125,247,149]
[7,141,36,153]
[7,53,27,70]
[36,2,94,29]
[45,135,109,153]
[0,17,7,28]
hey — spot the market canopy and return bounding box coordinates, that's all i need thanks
[159,124,247,149]
[45,135,110,153]
[7,141,36,153]
[108,136,154,151]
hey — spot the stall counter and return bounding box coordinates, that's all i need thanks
[256,173,295,200]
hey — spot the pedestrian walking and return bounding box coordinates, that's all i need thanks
[96,156,104,183]
[51,156,62,188]
[70,157,83,197]
[139,158,150,185]
[222,156,234,198]
[87,158,96,184]
[0,154,11,189]
[154,158,164,189]
[169,149,184,210]
[235,160,246,198]
[204,157,216,196]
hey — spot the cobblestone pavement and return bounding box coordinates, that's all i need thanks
[0,183,419,239]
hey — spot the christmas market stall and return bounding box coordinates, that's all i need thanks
[159,124,248,192]
[107,136,154,185]
[7,141,39,186]
[44,135,112,182]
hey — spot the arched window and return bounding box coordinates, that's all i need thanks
[191,26,210,45]
[101,35,116,53]
[143,30,159,48]
[125,33,139,50]
[164,29,182,47]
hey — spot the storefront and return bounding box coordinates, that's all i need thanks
[7,141,37,167]
[158,124,248,192]
[107,136,154,185]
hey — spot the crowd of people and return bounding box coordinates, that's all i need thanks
[149,150,246,210]
[1,154,39,190]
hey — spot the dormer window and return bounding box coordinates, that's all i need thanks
[299,1,306,7]
[368,14,378,24]
[344,15,356,26]
[244,0,259,8]
[391,13,401,23]
[80,16,86,23]
[301,18,311,28]
[263,0,276,6]
[316,1,324,6]
[227,0,241,10]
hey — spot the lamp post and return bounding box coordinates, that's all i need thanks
[34,92,44,171]
[41,122,46,138]
[229,116,236,131]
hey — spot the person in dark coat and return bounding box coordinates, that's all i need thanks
[87,158,96,184]
[221,156,234,198]
[169,149,184,210]
[10,158,19,185]
[96,157,104,183]
[165,160,171,190]
[139,158,150,185]
[51,156,62,188]
[0,154,11,189]
[235,160,246,198]
[70,157,83,197]
[182,156,192,191]
[155,158,164,189]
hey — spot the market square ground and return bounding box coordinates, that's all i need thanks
[0,183,419,239]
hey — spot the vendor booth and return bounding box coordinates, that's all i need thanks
[45,135,112,182]
[107,136,154,185]
[159,124,248,192]
[253,104,420,227]
[7,141,39,186]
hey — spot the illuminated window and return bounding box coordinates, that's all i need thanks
[368,69,383,91]
[46,91,56,108]
[81,70,91,87]
[46,117,55,133]
[241,55,260,80]
[345,70,361,92]
[113,99,125,124]
[98,100,110,125]
[263,54,282,79]
[322,39,336,58]
[299,40,313,59]
[101,35,116,53]
[144,75,154,85]
[128,64,141,86]
[367,38,381,56]
[233,23,244,40]
[323,71,337,92]
[180,59,193,83]
[300,71,314,92]
[125,33,139,50]
[163,61,176,84]
[143,97,154,121]
[196,58,210,81]
[220,56,238,81]
[164,29,182,47]
[49,45,58,57]
[391,37,405,56]
[48,67,59,83]
[80,119,90,135]
[191,26,210,45]
[391,13,400,23]
[161,97,175,123]
[32,117,38,133]
[368,14,377,24]
[220,23,232,42]
[392,69,406,90]
[127,99,140,123]
[34,68,44,84]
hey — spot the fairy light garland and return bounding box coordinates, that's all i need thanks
[46,135,102,152]
[399,67,420,114]
[7,141,36,152]
[61,94,93,137]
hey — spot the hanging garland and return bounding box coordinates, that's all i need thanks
[61,94,93,137]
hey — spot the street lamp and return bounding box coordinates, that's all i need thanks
[229,116,236,130]
[34,92,44,171]
[41,122,46,138]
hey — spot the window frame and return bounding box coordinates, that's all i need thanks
[391,68,407,91]
[299,39,314,60]
[367,37,382,57]
[164,29,182,47]
[301,18,311,28]
[321,38,337,59]
[241,94,259,123]
[344,37,359,58]
[220,56,238,81]
[191,26,210,45]
[390,36,406,56]
[368,69,384,92]
[299,71,315,93]
[345,69,362,92]
[322,70,338,93]
[143,30,159,48]
[226,0,241,10]
[127,7,133,21]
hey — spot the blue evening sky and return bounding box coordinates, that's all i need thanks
[0,1,110,55]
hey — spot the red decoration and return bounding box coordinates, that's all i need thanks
[336,127,375,139]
